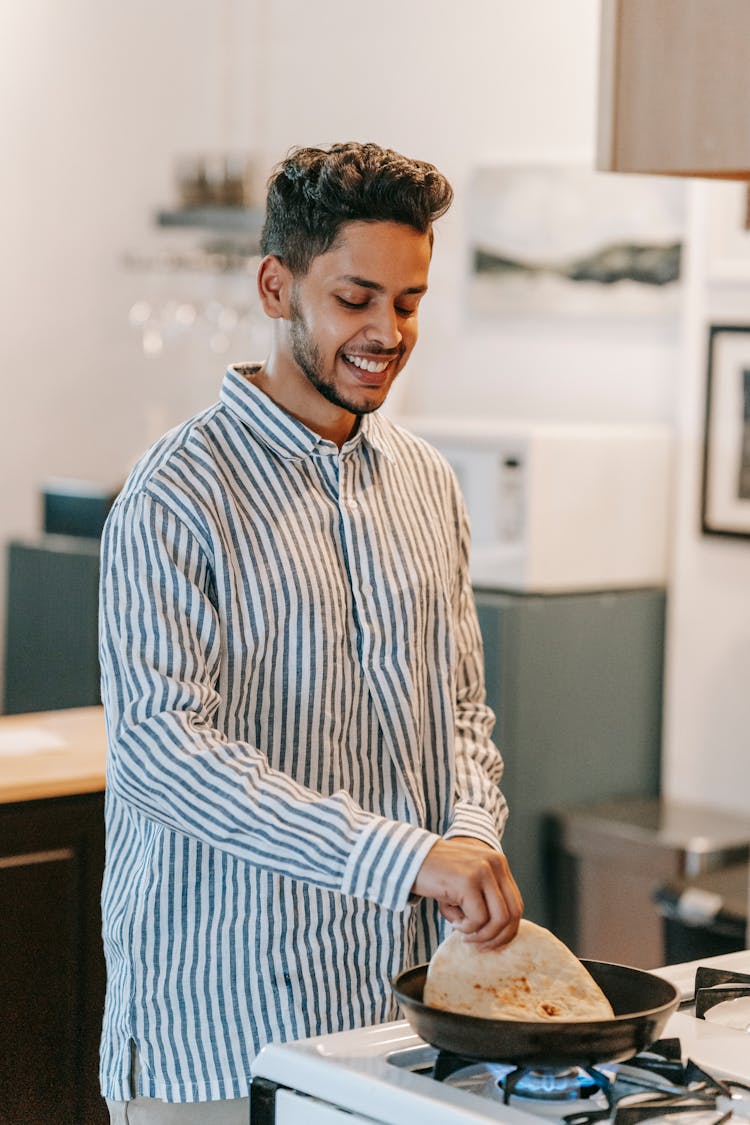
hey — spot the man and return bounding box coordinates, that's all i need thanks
[100,142,523,1122]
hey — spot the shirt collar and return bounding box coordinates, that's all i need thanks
[358,409,398,464]
[221,364,397,464]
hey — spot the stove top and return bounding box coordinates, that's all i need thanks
[251,951,750,1125]
[417,1035,750,1125]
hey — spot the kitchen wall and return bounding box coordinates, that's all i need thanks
[0,2,746,815]
[0,0,250,692]
[249,0,680,426]
[661,182,750,815]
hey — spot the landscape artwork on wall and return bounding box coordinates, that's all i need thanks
[467,165,686,319]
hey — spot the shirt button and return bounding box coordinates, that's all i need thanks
[347,498,359,510]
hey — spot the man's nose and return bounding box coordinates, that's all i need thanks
[364,305,402,350]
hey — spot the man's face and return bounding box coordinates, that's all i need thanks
[286,220,432,417]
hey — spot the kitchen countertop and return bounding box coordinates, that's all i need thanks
[0,705,106,804]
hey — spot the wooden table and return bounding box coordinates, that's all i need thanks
[0,705,108,1124]
[0,704,106,802]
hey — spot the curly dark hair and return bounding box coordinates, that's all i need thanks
[260,142,453,276]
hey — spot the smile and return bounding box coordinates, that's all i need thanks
[343,354,392,374]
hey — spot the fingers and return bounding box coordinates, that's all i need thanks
[461,855,524,949]
[447,880,492,935]
[438,902,467,926]
[464,905,521,950]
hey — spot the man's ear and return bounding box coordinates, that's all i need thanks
[257,255,293,319]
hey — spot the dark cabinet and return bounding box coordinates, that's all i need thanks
[475,587,665,928]
[3,537,101,715]
[0,792,107,1125]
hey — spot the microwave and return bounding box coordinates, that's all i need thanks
[402,419,673,592]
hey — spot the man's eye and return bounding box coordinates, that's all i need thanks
[336,296,367,309]
[396,306,417,318]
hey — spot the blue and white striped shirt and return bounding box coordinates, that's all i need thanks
[99,364,508,1103]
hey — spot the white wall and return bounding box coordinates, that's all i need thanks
[249,0,680,425]
[661,182,750,815]
[0,0,236,503]
[0,0,257,695]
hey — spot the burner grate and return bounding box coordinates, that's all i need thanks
[694,966,750,1021]
[565,1038,750,1125]
[611,1094,731,1125]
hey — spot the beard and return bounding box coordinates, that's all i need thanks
[288,288,398,417]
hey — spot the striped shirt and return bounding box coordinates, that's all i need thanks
[99,363,508,1103]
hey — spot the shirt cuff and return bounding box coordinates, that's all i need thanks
[444,802,504,852]
[341,816,440,912]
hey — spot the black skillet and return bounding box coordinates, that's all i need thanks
[392,960,679,1067]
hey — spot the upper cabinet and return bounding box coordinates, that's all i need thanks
[597,0,750,179]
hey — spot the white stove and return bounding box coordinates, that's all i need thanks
[250,951,750,1125]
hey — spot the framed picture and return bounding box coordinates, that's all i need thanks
[706,182,750,283]
[702,324,750,538]
[467,164,685,320]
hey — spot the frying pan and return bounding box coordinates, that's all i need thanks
[391,960,679,1067]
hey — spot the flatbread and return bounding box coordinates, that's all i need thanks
[423,920,615,1022]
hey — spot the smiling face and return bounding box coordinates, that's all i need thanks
[257,220,432,444]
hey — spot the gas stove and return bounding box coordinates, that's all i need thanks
[250,951,750,1125]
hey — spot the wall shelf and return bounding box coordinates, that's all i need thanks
[156,205,264,235]
[123,246,260,275]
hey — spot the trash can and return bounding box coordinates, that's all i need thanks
[547,796,750,968]
[653,863,748,963]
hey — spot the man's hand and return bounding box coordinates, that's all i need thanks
[412,836,523,951]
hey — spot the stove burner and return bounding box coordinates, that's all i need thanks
[431,1049,613,1109]
[503,1066,608,1103]
[424,1028,750,1125]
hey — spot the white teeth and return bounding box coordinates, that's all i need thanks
[345,355,390,373]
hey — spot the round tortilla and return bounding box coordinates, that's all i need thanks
[423,920,615,1022]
